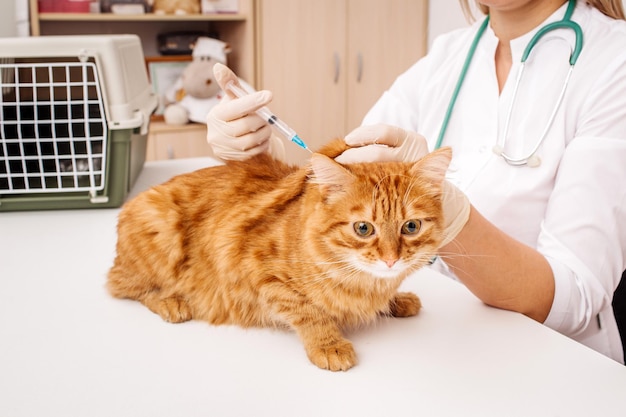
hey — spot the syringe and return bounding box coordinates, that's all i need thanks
[225,81,312,153]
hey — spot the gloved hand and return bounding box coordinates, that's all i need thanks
[206,63,285,161]
[334,123,429,164]
[335,123,469,246]
[440,181,471,247]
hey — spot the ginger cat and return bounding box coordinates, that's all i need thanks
[107,139,452,371]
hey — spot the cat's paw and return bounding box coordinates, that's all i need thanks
[389,292,421,317]
[306,340,357,371]
[151,296,193,323]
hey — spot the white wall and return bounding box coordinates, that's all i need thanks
[0,0,29,37]
[15,0,29,36]
[0,0,17,37]
[428,0,626,48]
[428,0,470,47]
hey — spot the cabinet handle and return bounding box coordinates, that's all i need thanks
[357,52,363,83]
[167,145,175,159]
[333,52,340,84]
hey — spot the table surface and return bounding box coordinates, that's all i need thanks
[2,158,626,417]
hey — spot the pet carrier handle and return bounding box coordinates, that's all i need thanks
[110,109,151,135]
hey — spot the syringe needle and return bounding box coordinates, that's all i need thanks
[225,81,312,153]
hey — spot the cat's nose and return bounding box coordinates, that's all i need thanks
[385,258,398,268]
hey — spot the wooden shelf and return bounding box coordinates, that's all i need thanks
[29,0,256,83]
[149,121,207,133]
[38,12,247,22]
[28,0,255,159]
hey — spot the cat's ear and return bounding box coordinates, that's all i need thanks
[411,147,452,185]
[308,153,355,193]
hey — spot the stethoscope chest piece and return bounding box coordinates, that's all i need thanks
[527,154,542,168]
[492,145,541,167]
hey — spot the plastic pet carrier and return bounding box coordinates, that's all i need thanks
[0,35,157,211]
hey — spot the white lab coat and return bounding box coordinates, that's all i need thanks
[362,2,626,363]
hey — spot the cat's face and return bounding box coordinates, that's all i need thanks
[307,148,451,280]
[341,199,439,279]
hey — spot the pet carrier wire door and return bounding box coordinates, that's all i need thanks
[1,60,108,198]
[0,35,157,211]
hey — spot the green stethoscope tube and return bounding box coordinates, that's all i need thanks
[434,16,490,151]
[434,0,583,166]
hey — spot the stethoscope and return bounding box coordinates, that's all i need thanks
[435,0,583,167]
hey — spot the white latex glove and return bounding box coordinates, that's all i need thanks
[206,63,285,161]
[335,123,469,246]
[335,123,429,164]
[440,181,471,247]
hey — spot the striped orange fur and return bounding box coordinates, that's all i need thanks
[107,139,451,371]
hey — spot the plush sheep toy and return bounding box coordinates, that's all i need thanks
[162,37,229,125]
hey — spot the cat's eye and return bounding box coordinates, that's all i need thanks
[353,221,375,237]
[401,219,422,235]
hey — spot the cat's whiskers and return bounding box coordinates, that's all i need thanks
[371,176,384,207]
[312,261,362,281]
[262,248,436,285]
[402,177,418,207]
[303,258,387,285]
[371,173,409,205]
[253,252,373,285]
[299,270,361,293]
[436,247,493,262]
[436,247,493,279]
[405,180,441,207]
[413,186,444,200]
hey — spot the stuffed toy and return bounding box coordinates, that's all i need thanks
[162,37,230,125]
[153,0,201,14]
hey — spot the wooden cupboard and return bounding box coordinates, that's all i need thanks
[255,0,429,164]
[145,122,212,161]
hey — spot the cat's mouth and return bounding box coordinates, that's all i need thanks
[351,259,407,280]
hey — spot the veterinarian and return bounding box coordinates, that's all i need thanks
[205,0,626,364]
